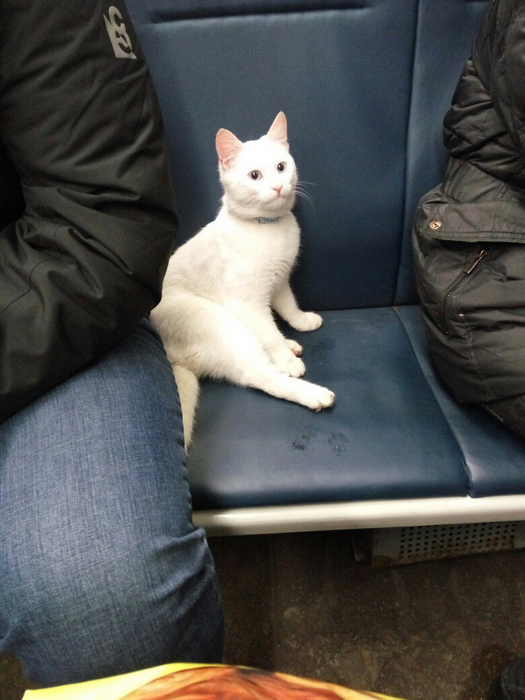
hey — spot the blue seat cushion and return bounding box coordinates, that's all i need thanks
[186,306,525,510]
[396,306,525,498]
[187,306,525,510]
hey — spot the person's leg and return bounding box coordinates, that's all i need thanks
[483,395,525,439]
[0,321,223,687]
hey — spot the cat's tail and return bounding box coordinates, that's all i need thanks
[173,364,200,451]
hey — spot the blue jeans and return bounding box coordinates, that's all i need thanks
[0,321,224,687]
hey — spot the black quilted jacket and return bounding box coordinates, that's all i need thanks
[413,0,525,405]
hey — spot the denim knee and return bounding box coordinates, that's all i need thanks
[0,321,223,687]
[1,519,223,687]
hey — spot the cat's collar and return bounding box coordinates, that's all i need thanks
[255,216,282,224]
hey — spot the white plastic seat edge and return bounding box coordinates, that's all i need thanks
[193,495,525,536]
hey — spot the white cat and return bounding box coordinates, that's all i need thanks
[151,112,335,448]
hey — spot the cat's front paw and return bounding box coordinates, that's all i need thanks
[314,387,336,411]
[286,339,303,356]
[305,385,335,411]
[290,312,323,332]
[275,353,306,378]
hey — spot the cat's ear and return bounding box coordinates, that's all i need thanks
[267,112,289,150]
[216,128,243,168]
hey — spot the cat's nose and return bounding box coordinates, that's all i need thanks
[273,185,283,195]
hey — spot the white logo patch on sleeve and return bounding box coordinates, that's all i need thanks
[104,6,137,59]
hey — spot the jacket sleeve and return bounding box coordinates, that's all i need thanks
[0,0,177,423]
[442,0,525,186]
[492,3,525,158]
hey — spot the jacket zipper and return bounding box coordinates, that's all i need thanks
[440,248,488,335]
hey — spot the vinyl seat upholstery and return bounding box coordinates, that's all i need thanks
[125,0,525,533]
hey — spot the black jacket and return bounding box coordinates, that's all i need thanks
[413,0,525,405]
[0,1,177,422]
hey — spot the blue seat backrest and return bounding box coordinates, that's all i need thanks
[126,0,487,310]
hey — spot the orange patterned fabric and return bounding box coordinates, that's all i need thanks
[122,666,388,700]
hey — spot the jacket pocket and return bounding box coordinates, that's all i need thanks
[418,183,525,244]
[439,247,488,335]
[413,199,491,338]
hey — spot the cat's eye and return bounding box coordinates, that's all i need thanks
[277,162,287,172]
[249,170,262,180]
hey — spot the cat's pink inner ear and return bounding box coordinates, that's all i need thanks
[267,112,289,150]
[216,128,243,168]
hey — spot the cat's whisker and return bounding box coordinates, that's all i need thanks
[244,195,265,217]
[294,185,312,196]
[250,197,267,218]
[294,180,314,192]
[294,181,313,194]
[293,185,314,210]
